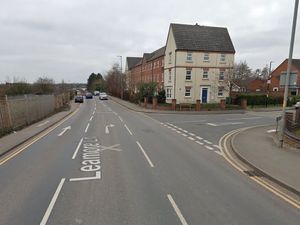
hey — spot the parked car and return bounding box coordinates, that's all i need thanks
[99,92,108,100]
[294,102,300,109]
[85,92,93,99]
[75,95,84,103]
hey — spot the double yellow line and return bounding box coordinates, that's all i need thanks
[0,107,80,166]
[219,127,300,209]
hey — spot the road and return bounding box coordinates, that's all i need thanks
[0,98,299,225]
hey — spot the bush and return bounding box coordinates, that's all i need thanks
[157,89,166,103]
[235,94,283,106]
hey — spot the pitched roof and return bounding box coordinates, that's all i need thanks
[148,46,166,61]
[126,57,142,69]
[292,59,300,70]
[170,23,235,53]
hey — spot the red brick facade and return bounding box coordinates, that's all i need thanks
[269,59,300,95]
[126,46,165,93]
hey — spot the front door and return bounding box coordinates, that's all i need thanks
[201,87,208,103]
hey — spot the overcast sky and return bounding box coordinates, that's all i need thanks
[0,0,299,83]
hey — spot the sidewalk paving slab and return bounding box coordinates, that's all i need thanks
[0,102,79,157]
[232,125,300,194]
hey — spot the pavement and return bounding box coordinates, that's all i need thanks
[231,125,300,195]
[0,101,79,157]
[110,96,247,114]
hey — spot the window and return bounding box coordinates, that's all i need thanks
[273,87,278,92]
[166,88,172,98]
[204,53,209,61]
[168,52,172,64]
[185,87,191,97]
[203,70,208,79]
[219,71,225,81]
[218,87,224,97]
[186,52,192,61]
[168,69,172,82]
[220,54,226,62]
[186,69,192,80]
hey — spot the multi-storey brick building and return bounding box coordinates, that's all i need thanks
[126,46,165,94]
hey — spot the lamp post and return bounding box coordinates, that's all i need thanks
[117,56,123,99]
[280,0,299,147]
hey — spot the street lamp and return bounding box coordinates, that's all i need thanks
[117,56,123,99]
[280,0,299,147]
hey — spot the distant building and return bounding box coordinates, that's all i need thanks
[269,59,300,95]
[164,23,235,104]
[126,46,165,94]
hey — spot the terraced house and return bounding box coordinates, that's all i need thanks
[164,23,235,104]
[126,46,165,94]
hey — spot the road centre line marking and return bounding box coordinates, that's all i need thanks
[205,145,214,150]
[206,123,217,126]
[167,194,189,225]
[89,115,93,121]
[136,141,154,167]
[176,131,182,134]
[92,111,95,115]
[227,117,263,120]
[183,130,188,133]
[196,136,203,140]
[124,124,133,135]
[85,123,90,133]
[0,107,80,165]
[189,133,195,136]
[182,133,188,137]
[72,138,83,159]
[214,151,223,156]
[195,141,204,145]
[204,140,212,144]
[40,178,65,225]
[113,112,118,116]
[118,116,124,122]
[165,120,206,124]
[188,137,195,141]
[213,145,222,150]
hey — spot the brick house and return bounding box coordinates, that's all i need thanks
[234,77,266,93]
[269,59,300,95]
[126,46,165,94]
[164,23,235,104]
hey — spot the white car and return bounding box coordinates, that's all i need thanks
[99,92,108,100]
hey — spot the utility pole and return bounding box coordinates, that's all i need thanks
[280,0,299,147]
[117,56,123,99]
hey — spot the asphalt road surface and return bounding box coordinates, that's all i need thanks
[0,99,299,225]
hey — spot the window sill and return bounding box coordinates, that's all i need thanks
[217,95,224,98]
[185,80,192,82]
[185,61,193,63]
[202,78,209,80]
[184,96,192,98]
[219,62,226,64]
[203,60,210,63]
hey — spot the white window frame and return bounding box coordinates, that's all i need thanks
[218,87,224,97]
[166,87,172,98]
[219,71,225,81]
[186,52,192,61]
[185,88,191,97]
[204,53,210,61]
[273,87,279,92]
[220,54,226,62]
[186,69,192,80]
[203,70,209,79]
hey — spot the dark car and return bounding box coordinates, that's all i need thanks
[85,92,93,99]
[75,95,84,103]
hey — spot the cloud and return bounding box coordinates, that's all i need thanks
[0,0,299,83]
